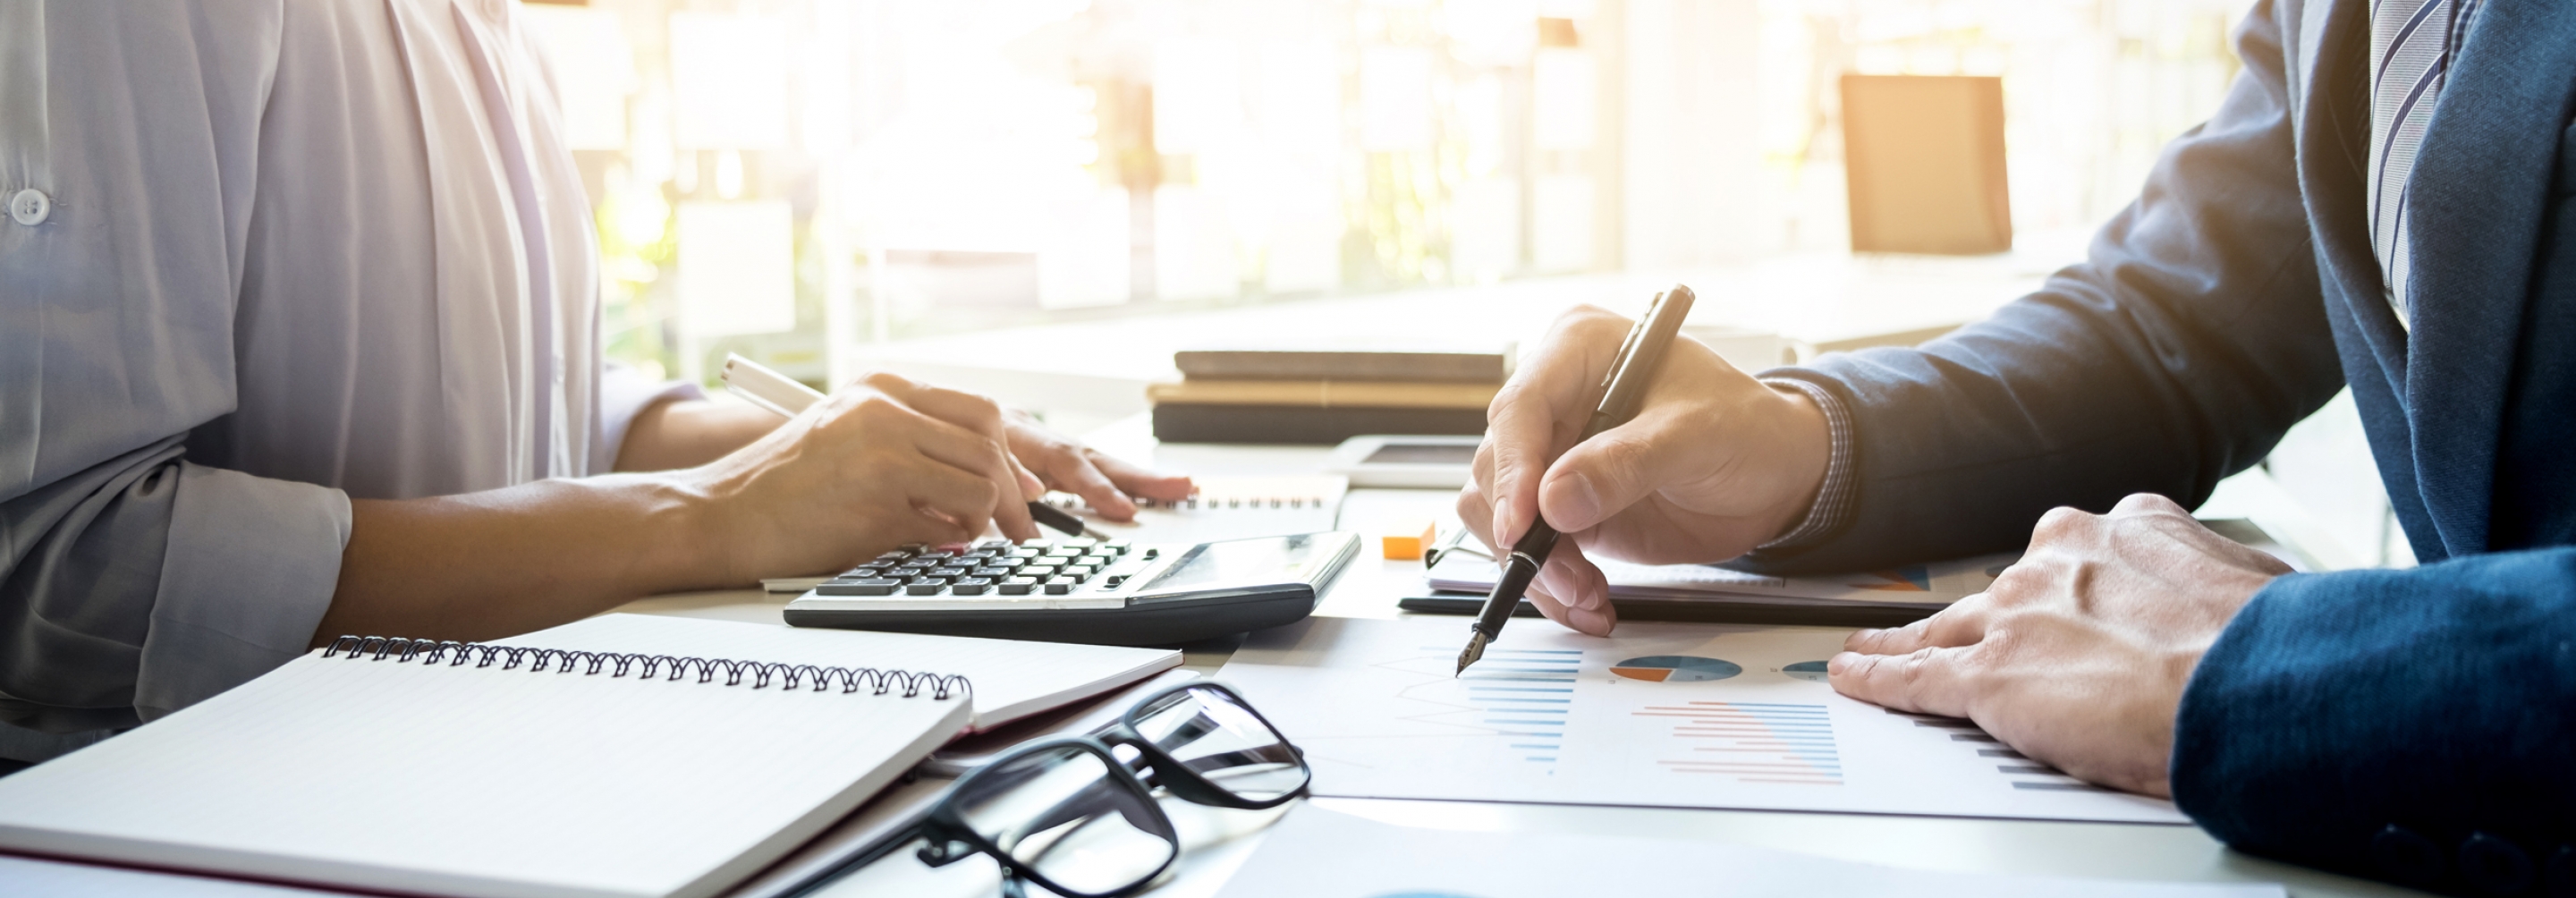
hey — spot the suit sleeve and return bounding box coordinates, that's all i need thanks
[2172,550,2576,894]
[1738,0,2347,574]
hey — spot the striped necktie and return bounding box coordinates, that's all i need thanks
[2369,0,2482,328]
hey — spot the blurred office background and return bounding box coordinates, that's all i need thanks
[518,0,2408,569]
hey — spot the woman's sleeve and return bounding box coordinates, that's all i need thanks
[589,362,708,475]
[0,438,350,741]
[0,1,351,759]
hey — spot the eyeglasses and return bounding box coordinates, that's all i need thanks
[799,682,1309,898]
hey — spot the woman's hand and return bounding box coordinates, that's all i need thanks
[688,372,1046,581]
[1001,408,1195,520]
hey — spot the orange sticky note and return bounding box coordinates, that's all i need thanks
[1381,519,1437,560]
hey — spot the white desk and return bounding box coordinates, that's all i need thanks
[618,425,2427,898]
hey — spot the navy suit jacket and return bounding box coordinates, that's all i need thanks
[1749,0,2576,893]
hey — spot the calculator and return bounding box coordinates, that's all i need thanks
[782,531,1361,647]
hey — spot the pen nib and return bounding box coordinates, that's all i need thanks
[1454,630,1489,677]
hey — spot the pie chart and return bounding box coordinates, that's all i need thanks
[1609,656,1741,682]
[1783,661,1830,682]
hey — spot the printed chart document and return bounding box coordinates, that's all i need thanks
[1214,808,2283,898]
[1215,616,2185,824]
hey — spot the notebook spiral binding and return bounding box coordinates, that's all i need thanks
[321,636,970,700]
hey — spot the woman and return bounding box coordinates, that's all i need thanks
[0,0,1185,765]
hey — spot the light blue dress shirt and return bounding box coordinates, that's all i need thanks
[0,0,691,762]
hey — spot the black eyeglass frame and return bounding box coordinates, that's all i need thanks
[853,681,1309,898]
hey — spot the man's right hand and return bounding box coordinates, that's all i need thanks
[1458,305,1835,636]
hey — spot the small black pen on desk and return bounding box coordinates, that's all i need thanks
[1456,285,1697,675]
[717,353,1110,541]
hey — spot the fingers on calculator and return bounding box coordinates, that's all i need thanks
[814,538,1148,597]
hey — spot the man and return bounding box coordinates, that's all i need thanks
[1464,0,2574,894]
[0,1,1186,767]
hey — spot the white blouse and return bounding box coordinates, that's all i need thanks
[0,0,685,759]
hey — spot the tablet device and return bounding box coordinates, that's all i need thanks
[1326,435,1483,488]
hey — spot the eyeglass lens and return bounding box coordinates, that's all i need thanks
[1128,686,1309,802]
[952,744,1179,894]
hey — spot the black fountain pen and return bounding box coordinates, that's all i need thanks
[1458,284,1699,675]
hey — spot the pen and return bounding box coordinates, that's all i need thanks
[1457,285,1697,675]
[717,354,1110,541]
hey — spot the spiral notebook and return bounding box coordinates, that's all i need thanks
[1051,473,1348,545]
[0,614,1179,898]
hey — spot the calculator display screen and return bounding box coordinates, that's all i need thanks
[1140,535,1325,594]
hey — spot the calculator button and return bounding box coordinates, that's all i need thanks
[843,567,883,579]
[872,552,913,563]
[915,550,957,561]
[1141,547,1159,559]
[1086,546,1119,558]
[1010,548,1045,559]
[971,566,1014,579]
[975,538,1014,550]
[1104,540,1132,555]
[1103,574,1127,588]
[1045,546,1085,558]
[817,579,901,597]
[907,575,950,586]
[951,578,993,596]
[993,556,1028,568]
[930,566,969,578]
[1043,578,1077,595]
[999,577,1038,596]
[1020,538,1052,547]
[906,582,947,596]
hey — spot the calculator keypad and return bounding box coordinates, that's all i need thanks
[815,539,1136,597]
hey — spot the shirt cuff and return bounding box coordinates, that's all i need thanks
[132,463,352,722]
[1756,377,1857,550]
[592,363,708,476]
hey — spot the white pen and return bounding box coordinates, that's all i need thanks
[716,354,1107,540]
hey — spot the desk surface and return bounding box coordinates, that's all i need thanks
[615,426,2427,898]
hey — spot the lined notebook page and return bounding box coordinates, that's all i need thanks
[508,614,1182,728]
[0,632,970,898]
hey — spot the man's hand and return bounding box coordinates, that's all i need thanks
[1457,305,1834,636]
[1002,408,1194,521]
[1828,494,2291,796]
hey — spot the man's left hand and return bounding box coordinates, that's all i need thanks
[1827,494,2292,797]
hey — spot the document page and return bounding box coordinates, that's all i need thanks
[1215,808,2281,898]
[1215,616,2184,824]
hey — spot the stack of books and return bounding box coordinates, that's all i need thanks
[1149,344,1511,444]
